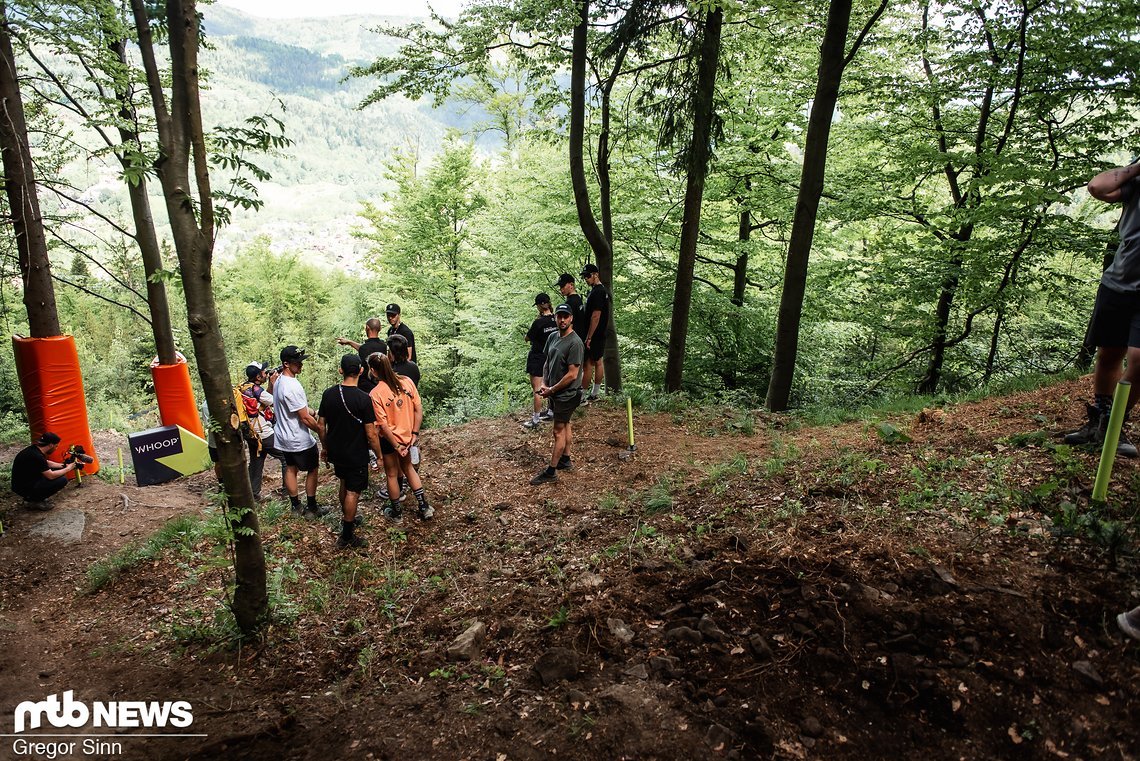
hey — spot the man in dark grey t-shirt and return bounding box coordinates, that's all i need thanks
[530,304,584,485]
[1064,157,1140,457]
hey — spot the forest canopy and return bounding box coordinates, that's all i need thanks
[1,0,1138,439]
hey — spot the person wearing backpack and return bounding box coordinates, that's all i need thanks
[237,361,282,501]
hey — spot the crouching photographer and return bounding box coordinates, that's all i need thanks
[9,432,85,509]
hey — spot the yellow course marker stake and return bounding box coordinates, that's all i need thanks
[1093,381,1130,502]
[627,397,636,450]
[118,447,125,484]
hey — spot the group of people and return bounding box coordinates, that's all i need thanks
[207,304,425,549]
[1066,157,1140,642]
[524,264,612,486]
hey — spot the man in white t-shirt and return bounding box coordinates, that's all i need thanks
[271,345,327,518]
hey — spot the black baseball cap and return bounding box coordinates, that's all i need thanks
[555,273,574,288]
[385,303,401,315]
[340,353,363,376]
[35,431,61,447]
[580,263,599,277]
[245,361,267,380]
[554,303,574,317]
[535,292,551,306]
[280,345,307,363]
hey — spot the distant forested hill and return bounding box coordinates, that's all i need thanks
[196,6,486,254]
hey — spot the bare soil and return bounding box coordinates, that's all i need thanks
[1,378,1138,761]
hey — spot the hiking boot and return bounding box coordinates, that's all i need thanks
[556,455,573,471]
[418,503,435,521]
[336,534,368,550]
[383,504,403,522]
[302,505,331,519]
[530,468,558,485]
[1095,411,1139,458]
[1118,607,1140,641]
[1064,403,1100,445]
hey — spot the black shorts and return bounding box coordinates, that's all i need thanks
[526,354,545,378]
[552,394,581,423]
[1090,283,1140,348]
[380,437,396,455]
[281,445,319,471]
[586,336,606,362]
[208,446,219,463]
[334,463,369,493]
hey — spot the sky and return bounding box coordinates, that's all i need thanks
[214,0,466,18]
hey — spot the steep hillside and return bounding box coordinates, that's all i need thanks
[1,380,1138,759]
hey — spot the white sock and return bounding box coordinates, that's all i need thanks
[591,382,599,395]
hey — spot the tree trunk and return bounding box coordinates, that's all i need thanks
[983,309,1003,384]
[917,252,961,393]
[110,37,177,365]
[570,0,623,391]
[597,50,622,392]
[131,0,266,635]
[0,3,60,337]
[764,0,852,410]
[663,6,723,392]
[732,207,750,307]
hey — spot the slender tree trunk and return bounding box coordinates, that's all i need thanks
[0,3,60,337]
[983,310,1003,384]
[570,0,623,392]
[733,206,751,307]
[109,37,177,364]
[663,6,723,392]
[132,0,266,635]
[765,0,852,410]
[597,54,622,392]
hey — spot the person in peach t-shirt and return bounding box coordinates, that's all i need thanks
[367,353,433,522]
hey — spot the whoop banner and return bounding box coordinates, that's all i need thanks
[128,424,210,486]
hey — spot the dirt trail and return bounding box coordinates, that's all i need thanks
[1,380,1138,760]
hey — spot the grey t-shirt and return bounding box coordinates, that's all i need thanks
[1100,177,1140,293]
[543,331,585,402]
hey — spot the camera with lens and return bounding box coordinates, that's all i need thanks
[63,444,94,469]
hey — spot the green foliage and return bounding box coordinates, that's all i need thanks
[84,516,203,594]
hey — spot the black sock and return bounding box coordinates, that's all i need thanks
[389,498,401,513]
[414,487,427,507]
[544,466,556,476]
[341,520,354,538]
[559,454,571,463]
[290,495,301,510]
[307,495,318,509]
[1096,393,1113,414]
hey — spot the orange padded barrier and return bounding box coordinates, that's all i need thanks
[12,335,100,477]
[150,355,204,438]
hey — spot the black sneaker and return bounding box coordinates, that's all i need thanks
[556,456,573,471]
[302,505,331,519]
[539,408,554,421]
[418,504,435,521]
[353,512,364,527]
[530,468,558,485]
[336,534,368,550]
[586,393,599,403]
[1064,403,1100,445]
[383,504,403,521]
[1095,411,1139,457]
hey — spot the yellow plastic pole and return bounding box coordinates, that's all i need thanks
[627,397,636,450]
[1092,381,1130,501]
[118,447,125,484]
